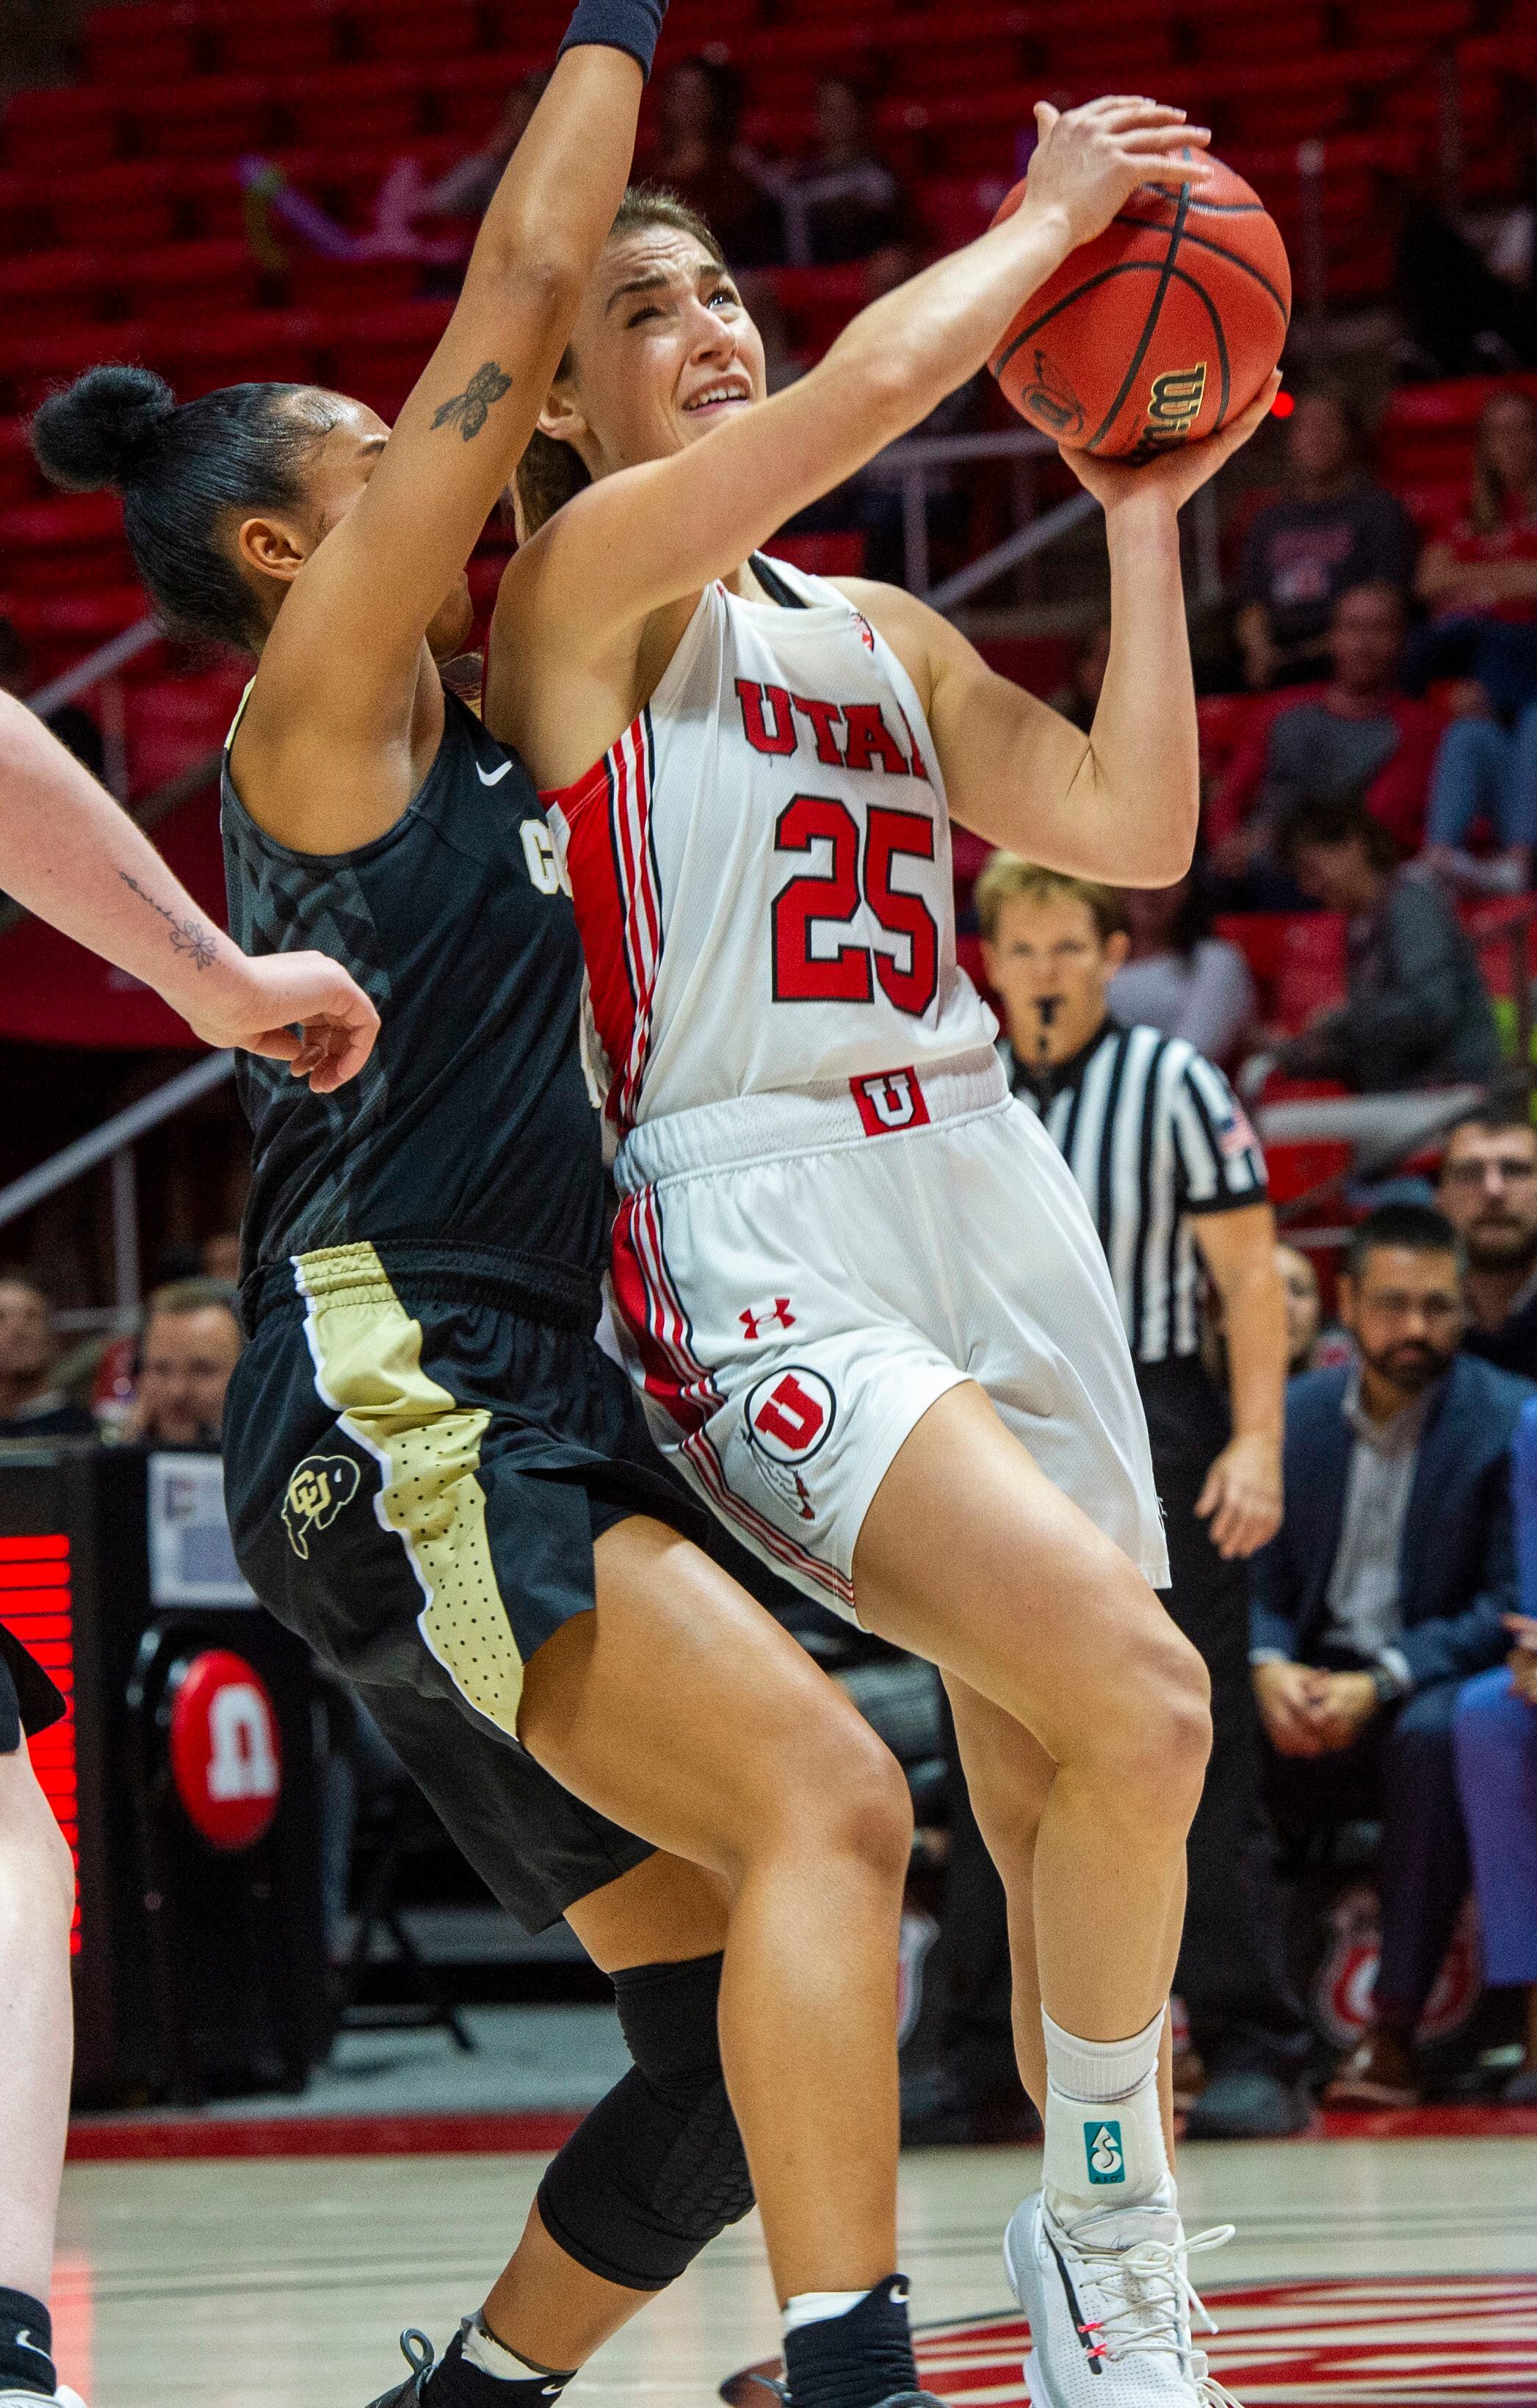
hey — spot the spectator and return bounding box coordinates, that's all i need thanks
[408,71,550,225]
[772,77,911,269]
[1453,1606,1537,2103]
[0,1275,95,1441]
[1211,583,1442,895]
[1251,1203,1530,2106]
[121,1277,242,1448]
[1107,872,1258,1064]
[1048,618,1111,735]
[1274,795,1502,1093]
[1436,1106,1537,1378]
[1278,1244,1325,1374]
[984,857,1314,2138]
[651,57,782,269]
[1236,384,1418,693]
[1414,391,1537,893]
[201,1231,242,1285]
[0,619,104,783]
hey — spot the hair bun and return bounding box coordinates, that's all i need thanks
[30,364,176,493]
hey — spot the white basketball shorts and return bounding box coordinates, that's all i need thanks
[610,1047,1168,1622]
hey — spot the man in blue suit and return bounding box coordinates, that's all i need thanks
[1251,1201,1533,2107]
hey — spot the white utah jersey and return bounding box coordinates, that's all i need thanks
[544,557,997,1134]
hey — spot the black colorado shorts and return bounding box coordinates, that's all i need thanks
[225,1239,706,1931]
[0,1622,66,1756]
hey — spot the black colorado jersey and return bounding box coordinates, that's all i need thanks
[222,689,604,1290]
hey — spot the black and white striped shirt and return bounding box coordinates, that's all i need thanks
[1008,1019,1268,1365]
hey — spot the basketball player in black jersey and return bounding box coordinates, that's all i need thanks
[30,14,941,2408]
[0,698,378,2408]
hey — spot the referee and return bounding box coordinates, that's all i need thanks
[979,855,1314,2139]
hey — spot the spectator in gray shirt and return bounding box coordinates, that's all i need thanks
[1275,794,1502,1092]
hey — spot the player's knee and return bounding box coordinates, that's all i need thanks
[1082,1608,1210,1818]
[536,1951,755,2290]
[792,1702,913,1882]
[1129,1631,1212,1815]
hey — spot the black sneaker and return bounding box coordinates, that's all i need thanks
[366,2329,438,2407]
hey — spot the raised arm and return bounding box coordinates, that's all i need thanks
[825,374,1278,888]
[0,697,378,1090]
[494,100,1210,666]
[254,9,660,734]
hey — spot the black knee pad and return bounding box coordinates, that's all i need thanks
[537,1951,755,2291]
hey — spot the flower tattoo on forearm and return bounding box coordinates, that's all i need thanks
[119,871,218,971]
[433,360,514,441]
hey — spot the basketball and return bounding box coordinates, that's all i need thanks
[988,155,1292,460]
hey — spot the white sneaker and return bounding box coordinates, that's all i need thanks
[1004,2188,1238,2408]
[0,2393,87,2406]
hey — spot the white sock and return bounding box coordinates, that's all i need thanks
[1041,2005,1171,2216]
[783,2290,869,2337]
[465,2317,570,2382]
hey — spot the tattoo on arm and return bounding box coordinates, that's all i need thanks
[433,361,514,442]
[119,871,218,971]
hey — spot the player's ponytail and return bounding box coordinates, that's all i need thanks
[515,182,726,540]
[518,409,593,539]
[31,367,341,653]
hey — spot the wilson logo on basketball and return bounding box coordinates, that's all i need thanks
[167,1649,283,1852]
[1124,364,1209,464]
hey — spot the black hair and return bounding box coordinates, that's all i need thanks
[1345,1202,1465,1282]
[1448,1102,1536,1141]
[0,617,28,687]
[29,364,342,653]
[1275,790,1402,875]
[514,184,728,540]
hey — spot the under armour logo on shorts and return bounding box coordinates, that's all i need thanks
[739,1295,796,1341]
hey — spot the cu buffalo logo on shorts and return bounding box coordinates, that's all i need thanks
[282,1452,362,1560]
[745,1368,837,1465]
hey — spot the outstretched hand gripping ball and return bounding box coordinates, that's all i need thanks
[988,153,1291,461]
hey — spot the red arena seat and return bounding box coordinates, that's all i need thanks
[47,161,187,250]
[280,63,427,148]
[2,85,126,173]
[83,3,205,87]
[128,73,278,162]
[203,0,344,73]
[151,308,325,395]
[0,251,112,336]
[119,238,266,321]
[0,495,132,597]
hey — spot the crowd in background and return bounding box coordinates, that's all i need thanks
[7,40,1537,2130]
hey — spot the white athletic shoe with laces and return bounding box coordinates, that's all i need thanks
[1004,2186,1240,2408]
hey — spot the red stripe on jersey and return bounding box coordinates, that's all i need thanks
[627,1186,856,1611]
[610,1190,709,1437]
[544,713,662,1131]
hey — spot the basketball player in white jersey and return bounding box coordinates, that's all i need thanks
[490,98,1276,2408]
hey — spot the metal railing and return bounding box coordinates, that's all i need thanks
[0,1051,238,1316]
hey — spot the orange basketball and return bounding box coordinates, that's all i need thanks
[988,154,1291,460]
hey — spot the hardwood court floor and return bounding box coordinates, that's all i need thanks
[51,2133,1537,2407]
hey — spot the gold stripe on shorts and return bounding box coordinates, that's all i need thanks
[293,1240,525,1736]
